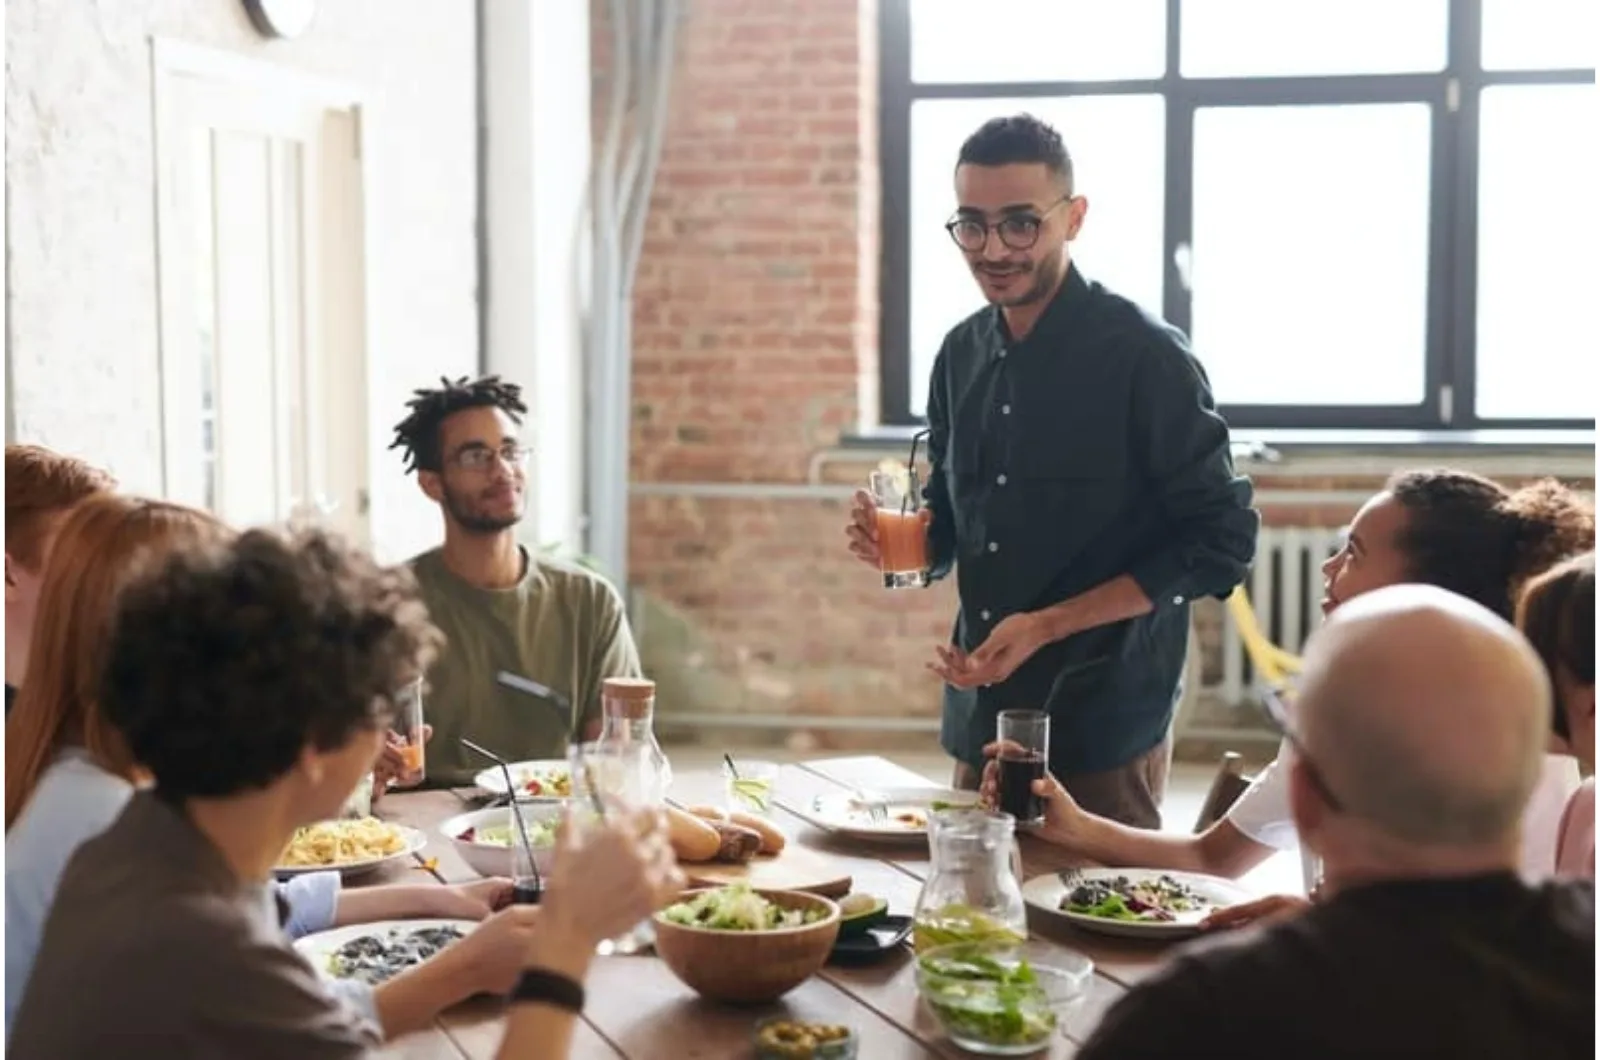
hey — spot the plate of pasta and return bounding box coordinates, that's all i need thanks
[274,817,427,879]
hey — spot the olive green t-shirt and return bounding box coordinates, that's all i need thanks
[409,547,642,786]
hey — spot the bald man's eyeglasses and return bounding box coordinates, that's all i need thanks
[1262,690,1347,814]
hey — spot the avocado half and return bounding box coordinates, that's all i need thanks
[836,893,889,936]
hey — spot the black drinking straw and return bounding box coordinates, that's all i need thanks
[902,428,931,517]
[460,738,542,891]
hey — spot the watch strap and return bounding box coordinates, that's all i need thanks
[509,968,586,1013]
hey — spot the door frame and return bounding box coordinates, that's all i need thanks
[149,37,375,543]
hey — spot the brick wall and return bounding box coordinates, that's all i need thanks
[622,0,878,485]
[616,0,1595,756]
[616,0,936,752]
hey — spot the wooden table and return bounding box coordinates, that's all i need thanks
[362,756,1185,1058]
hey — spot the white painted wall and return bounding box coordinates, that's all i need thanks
[4,0,478,563]
[482,0,591,557]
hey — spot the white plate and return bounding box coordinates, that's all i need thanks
[472,759,572,800]
[273,823,428,880]
[1022,868,1255,940]
[782,786,981,841]
[294,918,478,983]
[439,804,563,879]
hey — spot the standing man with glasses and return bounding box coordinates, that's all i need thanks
[384,376,642,789]
[850,114,1257,827]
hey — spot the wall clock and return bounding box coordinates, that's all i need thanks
[243,0,318,40]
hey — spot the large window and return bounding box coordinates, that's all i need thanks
[879,0,1596,429]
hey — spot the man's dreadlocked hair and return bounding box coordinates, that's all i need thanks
[389,375,528,474]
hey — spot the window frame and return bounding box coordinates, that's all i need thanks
[878,0,1597,431]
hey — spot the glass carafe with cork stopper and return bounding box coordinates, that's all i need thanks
[595,676,672,803]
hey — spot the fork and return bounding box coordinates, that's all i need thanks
[852,789,888,823]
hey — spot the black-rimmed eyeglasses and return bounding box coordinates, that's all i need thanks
[944,196,1074,253]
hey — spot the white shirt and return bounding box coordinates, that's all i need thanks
[1224,741,1582,891]
[1224,738,1318,892]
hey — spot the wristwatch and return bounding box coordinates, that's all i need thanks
[509,968,586,1013]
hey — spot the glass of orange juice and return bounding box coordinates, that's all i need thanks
[390,678,427,788]
[870,468,931,589]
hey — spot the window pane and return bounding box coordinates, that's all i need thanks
[1475,86,1597,420]
[908,96,1165,415]
[1482,0,1596,71]
[910,0,1165,83]
[1181,0,1448,77]
[1191,104,1431,406]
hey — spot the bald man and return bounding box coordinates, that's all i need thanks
[1078,585,1594,1060]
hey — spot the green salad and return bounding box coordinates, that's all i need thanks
[918,950,1056,1049]
[660,882,828,931]
[1060,873,1206,923]
[1066,892,1141,920]
[457,819,557,848]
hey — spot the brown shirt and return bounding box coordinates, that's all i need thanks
[9,792,379,1059]
[1079,873,1595,1060]
[411,547,642,785]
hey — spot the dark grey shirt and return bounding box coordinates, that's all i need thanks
[9,792,379,1059]
[1079,873,1596,1059]
[925,265,1258,774]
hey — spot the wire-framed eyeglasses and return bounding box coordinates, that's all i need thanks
[450,443,532,473]
[1262,689,1346,814]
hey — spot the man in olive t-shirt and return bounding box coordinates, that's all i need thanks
[387,376,642,787]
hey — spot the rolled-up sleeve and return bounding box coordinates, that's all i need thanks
[923,342,959,582]
[1127,332,1258,606]
[278,872,342,940]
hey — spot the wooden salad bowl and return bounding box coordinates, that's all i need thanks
[652,888,841,1003]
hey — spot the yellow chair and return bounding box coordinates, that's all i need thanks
[1226,585,1303,697]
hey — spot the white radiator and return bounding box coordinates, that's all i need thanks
[1217,527,1347,705]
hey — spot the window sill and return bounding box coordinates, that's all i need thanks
[842,426,1596,460]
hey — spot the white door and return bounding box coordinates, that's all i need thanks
[154,46,370,545]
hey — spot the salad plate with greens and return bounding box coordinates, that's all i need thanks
[915,941,1092,1055]
[1022,867,1255,939]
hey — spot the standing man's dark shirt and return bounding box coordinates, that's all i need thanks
[6,684,15,716]
[1078,873,1595,1059]
[925,264,1257,782]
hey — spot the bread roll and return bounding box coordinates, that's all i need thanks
[665,805,721,862]
[726,811,785,855]
[683,804,728,822]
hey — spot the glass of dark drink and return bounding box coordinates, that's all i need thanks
[995,709,1049,827]
[509,801,543,904]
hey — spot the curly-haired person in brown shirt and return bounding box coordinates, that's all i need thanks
[9,527,681,1060]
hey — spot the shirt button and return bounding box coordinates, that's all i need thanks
[1172,595,1185,605]
[998,350,1008,359]
[980,609,992,621]
[996,473,1008,486]
[1001,404,1012,415]
[987,541,999,553]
